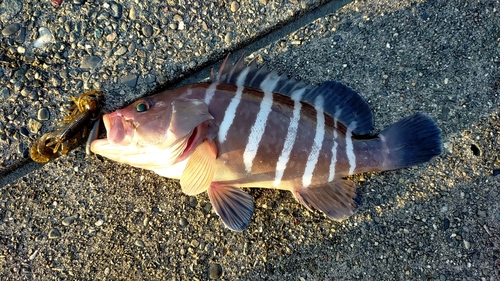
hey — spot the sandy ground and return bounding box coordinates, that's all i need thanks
[1,0,499,280]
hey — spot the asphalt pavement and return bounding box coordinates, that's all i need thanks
[1,0,499,280]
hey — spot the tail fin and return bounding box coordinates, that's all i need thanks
[379,113,442,170]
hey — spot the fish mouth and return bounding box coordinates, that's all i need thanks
[90,112,135,153]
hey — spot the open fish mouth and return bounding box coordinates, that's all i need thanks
[90,113,135,153]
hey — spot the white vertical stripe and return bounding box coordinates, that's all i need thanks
[218,67,250,143]
[243,74,279,173]
[302,95,325,187]
[328,120,338,182]
[273,88,305,187]
[204,82,218,106]
[346,127,356,175]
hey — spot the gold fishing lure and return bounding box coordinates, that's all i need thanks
[30,90,104,163]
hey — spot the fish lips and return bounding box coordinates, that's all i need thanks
[91,112,135,151]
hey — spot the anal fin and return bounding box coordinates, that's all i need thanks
[293,180,358,221]
[208,184,255,231]
[180,140,217,195]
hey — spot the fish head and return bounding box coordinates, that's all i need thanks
[91,94,216,169]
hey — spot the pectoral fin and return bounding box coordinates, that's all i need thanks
[207,184,255,231]
[293,180,358,221]
[180,140,217,195]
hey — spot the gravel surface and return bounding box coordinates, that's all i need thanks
[1,0,500,280]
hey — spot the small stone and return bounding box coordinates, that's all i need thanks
[177,21,185,30]
[144,74,156,84]
[135,239,145,247]
[209,264,222,279]
[477,210,486,217]
[33,27,52,48]
[73,0,86,4]
[128,6,137,20]
[19,126,29,137]
[439,274,446,281]
[95,219,104,226]
[173,14,183,22]
[48,228,61,239]
[443,218,450,230]
[62,216,77,226]
[37,108,50,121]
[120,74,138,87]
[17,46,25,54]
[224,32,232,44]
[189,197,198,208]
[494,212,500,222]
[142,25,153,37]
[190,240,200,248]
[463,240,470,249]
[493,169,500,176]
[230,1,239,12]
[15,27,26,43]
[106,32,117,41]
[0,88,10,99]
[333,35,342,42]
[81,56,102,70]
[109,1,123,19]
[179,217,189,227]
[114,45,127,56]
[2,23,21,36]
[259,0,267,4]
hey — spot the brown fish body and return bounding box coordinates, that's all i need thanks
[91,55,442,231]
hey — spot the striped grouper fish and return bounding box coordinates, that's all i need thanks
[91,54,442,231]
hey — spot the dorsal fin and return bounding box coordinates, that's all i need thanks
[211,54,374,135]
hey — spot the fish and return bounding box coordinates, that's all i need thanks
[91,54,442,231]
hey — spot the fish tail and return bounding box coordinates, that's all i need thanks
[378,113,442,170]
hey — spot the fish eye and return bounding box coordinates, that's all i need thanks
[135,100,151,112]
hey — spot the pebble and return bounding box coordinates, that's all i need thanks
[477,210,486,217]
[189,197,198,208]
[493,169,500,176]
[80,56,102,70]
[135,239,145,247]
[224,32,232,44]
[37,108,49,121]
[19,126,29,137]
[179,217,189,227]
[17,46,25,54]
[48,228,61,239]
[73,0,85,4]
[109,1,123,19]
[0,88,10,99]
[259,0,267,4]
[33,27,53,48]
[142,25,153,37]
[463,240,470,250]
[443,218,450,230]
[114,45,127,56]
[62,216,77,226]
[178,21,185,31]
[128,6,137,20]
[2,23,21,36]
[190,240,200,248]
[333,35,342,42]
[120,74,138,87]
[230,1,239,13]
[95,219,104,226]
[15,27,25,43]
[209,264,222,279]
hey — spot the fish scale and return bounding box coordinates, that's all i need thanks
[91,54,442,231]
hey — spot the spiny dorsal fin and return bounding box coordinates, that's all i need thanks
[211,54,374,135]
